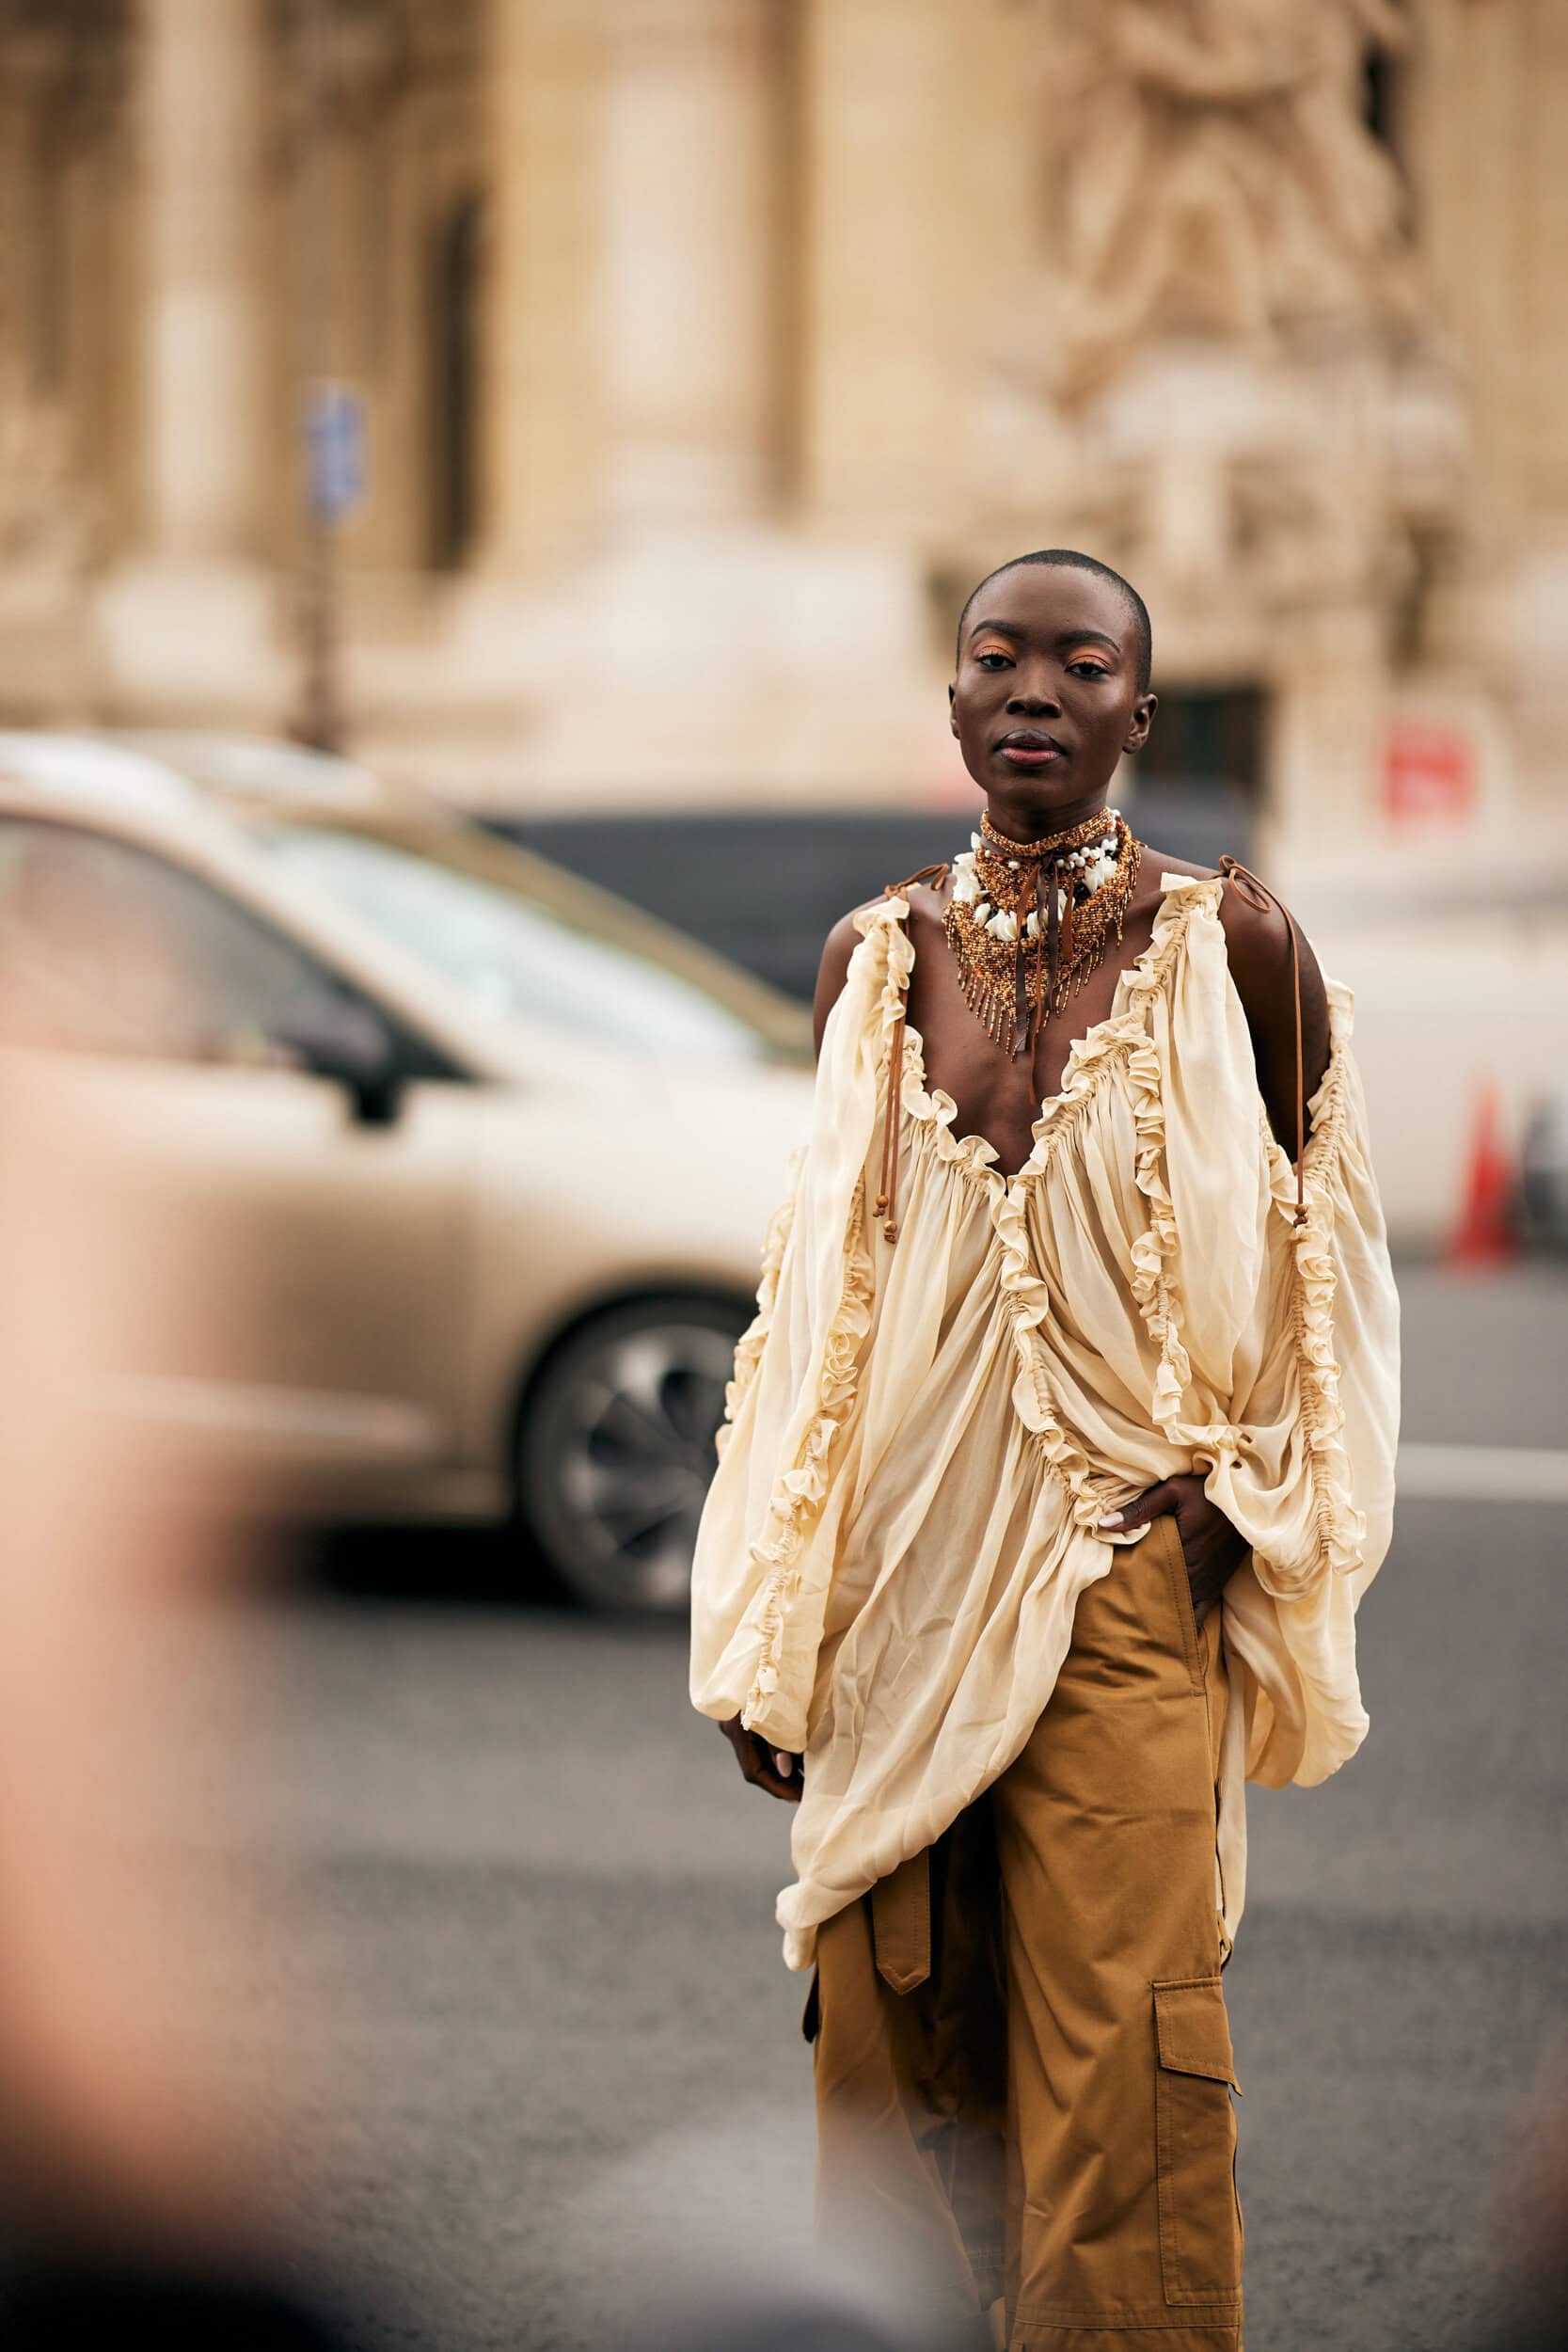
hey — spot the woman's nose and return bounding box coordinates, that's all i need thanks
[1006,678,1061,715]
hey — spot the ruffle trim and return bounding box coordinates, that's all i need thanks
[996,879,1218,1486]
[730,898,899,1723]
[715,1149,803,1464]
[739,1171,875,1728]
[865,893,916,1041]
[1261,982,1367,1593]
[871,875,1221,1517]
[1117,882,1218,1430]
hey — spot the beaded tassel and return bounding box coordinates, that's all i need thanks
[944,810,1141,1059]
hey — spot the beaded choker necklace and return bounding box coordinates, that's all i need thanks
[943,808,1143,1057]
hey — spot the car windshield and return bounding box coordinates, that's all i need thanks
[261,822,806,1068]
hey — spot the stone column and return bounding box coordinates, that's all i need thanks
[97,0,284,718]
[594,0,781,527]
[481,0,601,573]
[797,0,963,526]
[452,0,930,805]
[134,0,267,561]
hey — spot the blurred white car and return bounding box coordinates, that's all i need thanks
[0,732,813,1609]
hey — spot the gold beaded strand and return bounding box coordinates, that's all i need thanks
[942,809,1142,1058]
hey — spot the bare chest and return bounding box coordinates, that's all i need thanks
[900,884,1164,1179]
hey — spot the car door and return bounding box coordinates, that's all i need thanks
[0,813,476,1511]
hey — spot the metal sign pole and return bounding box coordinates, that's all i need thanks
[292,0,346,755]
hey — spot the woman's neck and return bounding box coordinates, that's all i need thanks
[982,790,1112,849]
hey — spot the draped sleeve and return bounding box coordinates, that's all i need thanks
[687,899,909,1751]
[1157,897,1401,1791]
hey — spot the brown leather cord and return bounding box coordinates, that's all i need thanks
[875,866,948,1243]
[875,1009,907,1237]
[1044,853,1062,1025]
[1218,856,1307,1227]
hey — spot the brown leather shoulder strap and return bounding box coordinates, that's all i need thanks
[882,861,948,901]
[1218,857,1307,1227]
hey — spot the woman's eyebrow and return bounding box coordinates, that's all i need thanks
[966,618,1123,656]
[1054,628,1121,655]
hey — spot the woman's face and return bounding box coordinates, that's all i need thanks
[949,564,1156,833]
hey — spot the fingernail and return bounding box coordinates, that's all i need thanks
[1098,1511,1123,1529]
[773,1752,794,1778]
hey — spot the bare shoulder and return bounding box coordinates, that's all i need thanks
[812,897,884,1057]
[1132,841,1330,1137]
[1212,862,1324,1026]
[1208,856,1332,1138]
[1140,848,1214,887]
[812,870,951,1056]
[1130,846,1212,926]
[1135,844,1319,1014]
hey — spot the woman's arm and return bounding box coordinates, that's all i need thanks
[1109,875,1336,1616]
[1218,880,1332,1155]
[812,910,866,1060]
[719,906,868,1801]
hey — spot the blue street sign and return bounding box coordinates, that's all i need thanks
[307,380,367,524]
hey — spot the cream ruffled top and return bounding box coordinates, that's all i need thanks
[689,875,1400,1972]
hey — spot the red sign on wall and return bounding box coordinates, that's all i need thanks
[1384,723,1475,824]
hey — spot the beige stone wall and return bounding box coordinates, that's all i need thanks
[0,0,1565,1237]
[0,0,1564,840]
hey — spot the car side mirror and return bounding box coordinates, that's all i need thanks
[273,999,405,1126]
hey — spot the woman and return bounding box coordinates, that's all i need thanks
[690,548,1399,2351]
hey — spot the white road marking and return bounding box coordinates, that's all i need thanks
[1398,1441,1568,1503]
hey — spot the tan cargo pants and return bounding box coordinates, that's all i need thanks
[808,1514,1243,2351]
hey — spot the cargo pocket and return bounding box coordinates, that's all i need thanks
[1152,1976,1243,2308]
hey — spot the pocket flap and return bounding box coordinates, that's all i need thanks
[1153,1977,1239,2088]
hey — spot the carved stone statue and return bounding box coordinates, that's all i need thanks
[968,0,1470,681]
[1033,0,1418,405]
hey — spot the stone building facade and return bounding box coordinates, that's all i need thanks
[1,1,1565,1222]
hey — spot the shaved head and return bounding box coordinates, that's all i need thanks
[957,550,1151,693]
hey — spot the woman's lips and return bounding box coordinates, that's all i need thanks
[997,744,1063,767]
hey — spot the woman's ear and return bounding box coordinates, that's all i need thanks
[1123,691,1157,754]
[949,680,959,739]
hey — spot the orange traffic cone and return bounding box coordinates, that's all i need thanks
[1445,1083,1518,1269]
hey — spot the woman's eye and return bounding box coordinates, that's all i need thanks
[1067,660,1110,678]
[975,652,1011,670]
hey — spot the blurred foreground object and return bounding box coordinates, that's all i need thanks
[0,732,810,1608]
[1472,2046,1568,2352]
[0,1047,351,2342]
[2,2259,347,2350]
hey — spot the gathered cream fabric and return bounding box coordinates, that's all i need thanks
[689,875,1400,1972]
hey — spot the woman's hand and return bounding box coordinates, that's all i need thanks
[1099,1474,1249,1628]
[719,1715,803,1804]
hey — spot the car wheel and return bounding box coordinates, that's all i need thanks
[515,1295,749,1612]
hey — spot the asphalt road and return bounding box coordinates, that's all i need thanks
[160,1265,1566,2352]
